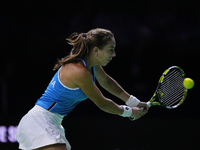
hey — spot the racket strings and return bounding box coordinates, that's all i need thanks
[160,69,185,107]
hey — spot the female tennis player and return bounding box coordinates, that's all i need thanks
[16,28,149,150]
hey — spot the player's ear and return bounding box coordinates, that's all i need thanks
[93,47,99,56]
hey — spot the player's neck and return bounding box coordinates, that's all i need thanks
[85,55,97,69]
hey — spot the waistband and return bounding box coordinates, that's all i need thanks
[32,105,64,121]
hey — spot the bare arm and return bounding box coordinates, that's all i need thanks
[71,65,143,118]
[95,65,149,114]
[95,65,130,102]
[74,66,124,115]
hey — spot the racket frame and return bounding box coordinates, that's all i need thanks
[149,66,188,109]
[129,66,187,121]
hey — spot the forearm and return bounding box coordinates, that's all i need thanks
[96,98,124,115]
[96,98,142,119]
[99,75,130,102]
[100,77,141,107]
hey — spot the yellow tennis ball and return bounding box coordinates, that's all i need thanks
[183,78,194,89]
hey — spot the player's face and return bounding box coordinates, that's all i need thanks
[96,37,116,66]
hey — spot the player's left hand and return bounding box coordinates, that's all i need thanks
[137,102,149,115]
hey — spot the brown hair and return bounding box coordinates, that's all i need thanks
[53,28,114,70]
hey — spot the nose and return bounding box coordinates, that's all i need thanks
[112,50,116,57]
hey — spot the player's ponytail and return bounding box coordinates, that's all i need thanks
[67,32,89,60]
[53,28,114,70]
[53,32,88,70]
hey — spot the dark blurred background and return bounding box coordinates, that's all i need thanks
[0,0,199,149]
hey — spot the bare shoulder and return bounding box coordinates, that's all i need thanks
[63,60,89,72]
[61,62,107,106]
[60,61,93,88]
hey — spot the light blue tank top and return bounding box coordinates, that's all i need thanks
[36,59,95,116]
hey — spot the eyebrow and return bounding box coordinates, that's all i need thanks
[110,46,115,49]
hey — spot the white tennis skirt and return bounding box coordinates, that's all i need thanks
[16,105,71,150]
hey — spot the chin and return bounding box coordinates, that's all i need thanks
[102,62,109,66]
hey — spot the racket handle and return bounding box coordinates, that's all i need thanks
[129,101,151,121]
[146,101,151,107]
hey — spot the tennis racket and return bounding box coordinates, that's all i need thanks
[130,66,188,121]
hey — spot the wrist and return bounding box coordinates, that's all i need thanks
[119,105,132,117]
[126,95,140,107]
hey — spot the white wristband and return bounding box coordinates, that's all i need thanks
[126,95,140,107]
[120,105,132,117]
